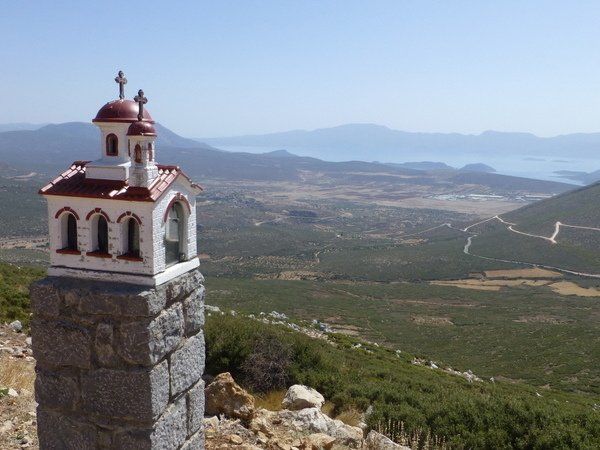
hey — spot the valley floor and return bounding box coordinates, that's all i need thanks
[207,272,600,396]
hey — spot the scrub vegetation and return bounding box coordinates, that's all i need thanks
[205,314,600,449]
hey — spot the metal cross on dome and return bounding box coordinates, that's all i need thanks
[114,70,127,100]
[134,89,148,121]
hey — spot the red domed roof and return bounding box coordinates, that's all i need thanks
[127,121,157,136]
[93,99,154,123]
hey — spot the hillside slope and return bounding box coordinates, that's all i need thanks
[465,183,600,274]
[204,313,600,448]
[1,270,599,450]
[504,182,600,232]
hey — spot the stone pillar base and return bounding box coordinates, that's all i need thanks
[30,269,205,450]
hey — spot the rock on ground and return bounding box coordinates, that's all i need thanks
[282,384,325,411]
[365,430,411,449]
[205,372,255,421]
[8,321,22,333]
[204,376,365,449]
[277,407,363,448]
[302,432,336,449]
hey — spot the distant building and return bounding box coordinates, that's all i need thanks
[40,74,202,286]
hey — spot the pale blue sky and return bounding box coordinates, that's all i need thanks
[1,1,599,137]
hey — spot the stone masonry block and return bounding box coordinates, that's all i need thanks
[32,270,206,449]
[63,290,80,309]
[163,269,205,304]
[112,429,152,449]
[152,397,188,450]
[183,286,205,336]
[37,409,97,450]
[80,286,166,317]
[117,303,184,365]
[113,397,188,450]
[31,276,167,317]
[181,430,205,450]
[32,319,91,369]
[170,334,205,397]
[35,368,80,411]
[187,379,205,436]
[81,361,169,421]
[76,269,201,317]
[29,278,61,317]
[95,322,120,367]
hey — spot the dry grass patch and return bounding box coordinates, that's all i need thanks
[398,238,425,245]
[431,280,501,291]
[254,389,286,411]
[0,356,34,392]
[549,281,600,297]
[335,407,363,427]
[484,268,562,279]
[431,278,551,292]
[329,324,363,336]
[0,355,38,450]
[411,316,454,326]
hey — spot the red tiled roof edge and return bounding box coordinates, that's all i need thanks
[39,161,91,195]
[39,161,203,202]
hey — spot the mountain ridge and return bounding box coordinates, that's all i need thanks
[0,122,574,196]
[201,123,600,162]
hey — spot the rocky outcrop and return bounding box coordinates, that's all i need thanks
[365,430,411,449]
[277,408,363,448]
[205,372,255,421]
[302,433,336,449]
[203,374,373,448]
[282,384,325,410]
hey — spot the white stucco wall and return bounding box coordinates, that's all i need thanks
[86,122,131,181]
[47,196,155,277]
[151,179,198,274]
[46,177,198,282]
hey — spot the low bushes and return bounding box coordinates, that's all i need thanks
[205,314,600,449]
[0,263,43,327]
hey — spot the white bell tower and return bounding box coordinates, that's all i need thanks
[39,71,203,286]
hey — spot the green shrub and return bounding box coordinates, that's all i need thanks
[0,263,43,327]
[205,314,600,449]
[242,334,292,392]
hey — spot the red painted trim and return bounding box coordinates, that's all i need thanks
[43,192,155,202]
[116,211,142,225]
[54,207,80,220]
[85,208,111,222]
[117,254,143,262]
[163,193,191,222]
[86,251,112,259]
[56,248,81,255]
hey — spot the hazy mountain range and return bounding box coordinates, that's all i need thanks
[0,122,211,173]
[0,123,48,133]
[554,169,600,184]
[0,122,574,196]
[201,123,600,161]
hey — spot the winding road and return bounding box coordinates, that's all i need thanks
[404,215,600,279]
[462,215,600,245]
